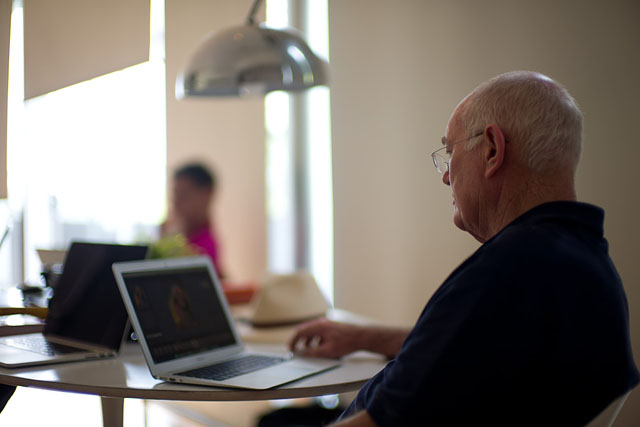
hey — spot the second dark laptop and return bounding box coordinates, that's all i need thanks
[0,242,148,368]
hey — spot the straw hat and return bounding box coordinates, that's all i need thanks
[250,272,329,327]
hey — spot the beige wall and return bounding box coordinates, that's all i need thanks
[165,0,266,281]
[329,0,640,424]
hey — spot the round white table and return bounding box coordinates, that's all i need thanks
[0,342,386,426]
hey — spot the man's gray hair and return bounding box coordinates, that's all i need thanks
[458,71,583,175]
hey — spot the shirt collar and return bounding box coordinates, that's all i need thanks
[504,201,605,238]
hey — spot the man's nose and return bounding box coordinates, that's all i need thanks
[442,170,450,186]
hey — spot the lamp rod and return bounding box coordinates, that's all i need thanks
[246,0,264,25]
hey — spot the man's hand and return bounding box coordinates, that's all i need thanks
[289,318,364,358]
[289,318,410,359]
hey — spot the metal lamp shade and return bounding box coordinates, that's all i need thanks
[176,24,329,98]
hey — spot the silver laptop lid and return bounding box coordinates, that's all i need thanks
[113,256,244,375]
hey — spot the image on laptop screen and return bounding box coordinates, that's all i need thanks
[121,267,236,364]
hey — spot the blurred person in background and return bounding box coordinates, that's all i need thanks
[161,163,225,278]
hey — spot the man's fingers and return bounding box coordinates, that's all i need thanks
[289,333,310,352]
[289,327,320,351]
[288,326,314,350]
[288,331,303,351]
[301,341,336,359]
[291,334,323,354]
[288,319,330,350]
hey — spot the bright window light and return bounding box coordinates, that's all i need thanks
[7,0,166,283]
[265,0,333,303]
[265,90,295,273]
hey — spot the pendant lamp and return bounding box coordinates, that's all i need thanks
[176,0,329,98]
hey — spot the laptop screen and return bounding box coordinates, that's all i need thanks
[120,266,237,364]
[44,242,148,349]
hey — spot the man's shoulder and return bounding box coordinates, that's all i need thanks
[493,201,604,246]
[454,220,565,282]
[483,201,606,263]
[436,201,615,306]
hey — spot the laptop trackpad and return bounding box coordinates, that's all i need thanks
[267,363,317,377]
[261,359,336,382]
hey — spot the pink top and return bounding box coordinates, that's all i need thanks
[187,223,224,278]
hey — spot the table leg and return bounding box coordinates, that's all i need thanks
[100,397,124,427]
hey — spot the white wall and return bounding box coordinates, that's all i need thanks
[165,0,267,281]
[329,0,640,424]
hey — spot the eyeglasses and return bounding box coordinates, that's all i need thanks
[431,131,484,174]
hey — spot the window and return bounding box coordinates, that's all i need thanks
[265,0,334,303]
[4,0,166,285]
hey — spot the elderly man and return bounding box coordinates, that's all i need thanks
[289,71,639,426]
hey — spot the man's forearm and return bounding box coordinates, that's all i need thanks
[357,326,409,358]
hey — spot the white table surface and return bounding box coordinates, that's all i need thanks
[0,306,387,426]
[0,341,386,402]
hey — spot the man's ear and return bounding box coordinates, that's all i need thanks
[483,124,506,178]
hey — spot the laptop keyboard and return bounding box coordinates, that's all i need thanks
[3,335,84,356]
[178,354,287,381]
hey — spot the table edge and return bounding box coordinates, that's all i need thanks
[0,375,369,401]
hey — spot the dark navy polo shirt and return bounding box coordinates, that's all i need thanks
[342,201,639,426]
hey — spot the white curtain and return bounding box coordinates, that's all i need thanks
[23,0,150,100]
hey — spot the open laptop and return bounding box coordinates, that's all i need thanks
[0,242,148,368]
[112,256,339,390]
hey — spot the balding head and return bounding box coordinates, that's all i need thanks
[456,71,583,176]
[441,72,582,242]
